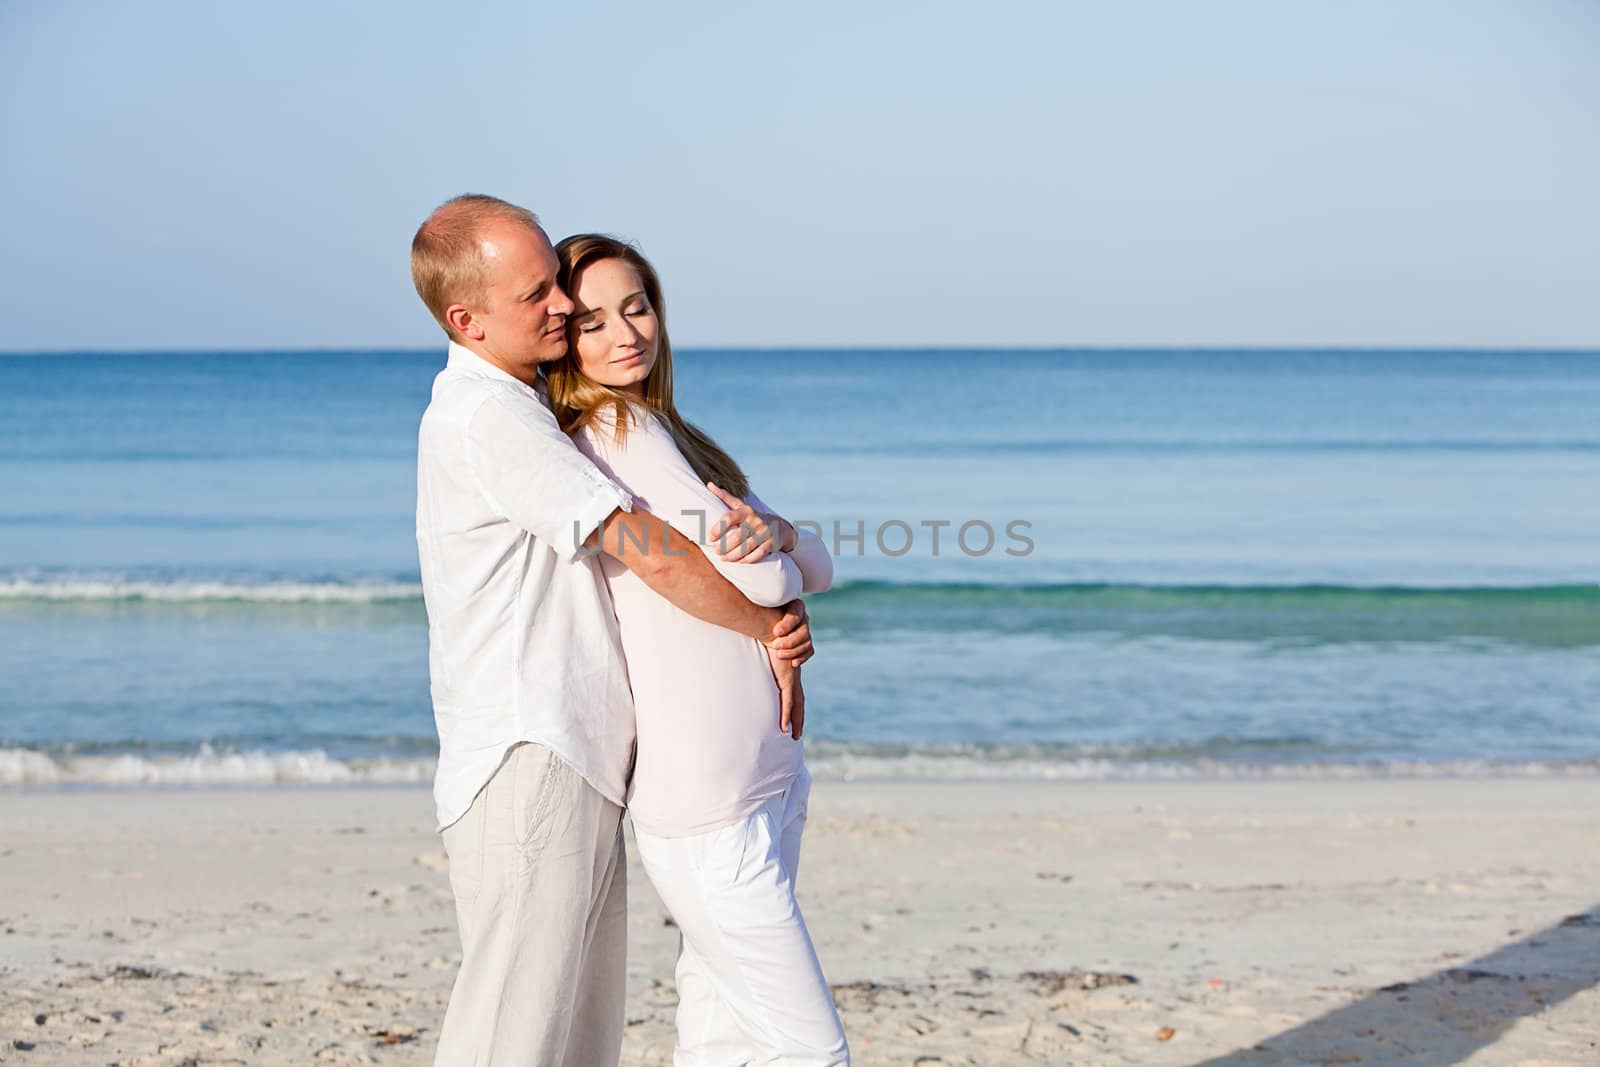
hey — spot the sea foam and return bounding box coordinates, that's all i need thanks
[0,576,422,604]
[3,745,1595,789]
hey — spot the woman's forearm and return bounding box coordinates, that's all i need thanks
[598,507,782,639]
[762,512,833,593]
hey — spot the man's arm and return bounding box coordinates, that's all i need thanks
[465,391,633,563]
[587,507,813,662]
[459,390,813,659]
[572,408,811,659]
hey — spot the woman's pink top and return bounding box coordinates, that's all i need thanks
[574,404,834,837]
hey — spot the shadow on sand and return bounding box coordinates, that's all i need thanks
[1189,905,1599,1066]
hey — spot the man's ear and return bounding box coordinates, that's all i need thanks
[446,304,483,340]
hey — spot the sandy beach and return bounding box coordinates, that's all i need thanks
[2,777,1596,1065]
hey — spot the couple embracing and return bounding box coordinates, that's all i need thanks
[411,194,849,1066]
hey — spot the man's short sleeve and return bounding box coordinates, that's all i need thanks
[464,390,632,562]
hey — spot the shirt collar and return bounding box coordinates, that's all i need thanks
[446,340,542,394]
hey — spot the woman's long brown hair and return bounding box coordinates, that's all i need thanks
[547,234,750,498]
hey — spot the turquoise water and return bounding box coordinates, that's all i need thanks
[1,349,1597,783]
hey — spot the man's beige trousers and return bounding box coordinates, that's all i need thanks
[434,742,627,1066]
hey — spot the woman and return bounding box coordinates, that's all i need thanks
[546,233,848,1066]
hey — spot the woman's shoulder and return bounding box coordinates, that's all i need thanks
[605,399,671,434]
[576,400,674,455]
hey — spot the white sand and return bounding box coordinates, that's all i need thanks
[2,777,1597,1065]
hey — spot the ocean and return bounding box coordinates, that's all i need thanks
[2,348,1598,786]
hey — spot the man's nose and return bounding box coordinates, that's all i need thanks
[548,285,574,317]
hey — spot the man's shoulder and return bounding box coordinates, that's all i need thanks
[422,370,548,434]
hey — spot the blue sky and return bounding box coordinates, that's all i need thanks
[2,0,1597,351]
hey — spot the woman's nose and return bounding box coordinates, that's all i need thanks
[616,317,642,346]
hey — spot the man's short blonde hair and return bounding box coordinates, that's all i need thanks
[411,194,542,339]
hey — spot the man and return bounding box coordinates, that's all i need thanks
[410,194,812,1066]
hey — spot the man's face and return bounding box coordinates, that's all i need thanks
[456,222,574,380]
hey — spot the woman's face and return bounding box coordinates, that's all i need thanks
[568,257,659,394]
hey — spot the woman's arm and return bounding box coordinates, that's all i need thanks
[577,410,803,608]
[743,488,834,594]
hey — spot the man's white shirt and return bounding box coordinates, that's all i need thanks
[416,341,635,830]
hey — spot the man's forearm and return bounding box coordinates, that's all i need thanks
[595,508,780,640]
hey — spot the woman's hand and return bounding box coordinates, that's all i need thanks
[707,482,797,564]
[765,647,806,740]
[762,601,812,737]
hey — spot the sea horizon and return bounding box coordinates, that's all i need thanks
[3,343,1600,357]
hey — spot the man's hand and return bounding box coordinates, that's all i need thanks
[764,598,813,665]
[766,649,806,740]
[707,482,797,564]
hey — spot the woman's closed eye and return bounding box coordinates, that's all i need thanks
[579,305,648,333]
